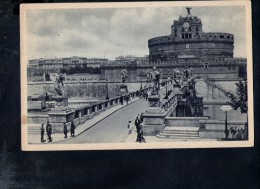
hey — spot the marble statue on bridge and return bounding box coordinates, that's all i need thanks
[120,70,128,94]
[54,70,66,96]
[150,66,161,95]
[121,70,127,84]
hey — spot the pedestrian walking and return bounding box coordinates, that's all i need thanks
[232,127,237,139]
[63,123,68,138]
[138,123,146,143]
[236,128,242,140]
[241,128,246,140]
[127,120,132,134]
[120,95,124,105]
[135,116,141,142]
[46,121,52,142]
[136,90,140,97]
[40,123,45,143]
[126,94,129,105]
[45,92,49,102]
[230,127,234,139]
[70,121,76,137]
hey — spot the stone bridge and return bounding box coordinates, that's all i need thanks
[142,78,247,139]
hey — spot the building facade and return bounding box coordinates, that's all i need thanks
[115,55,149,63]
[28,56,108,76]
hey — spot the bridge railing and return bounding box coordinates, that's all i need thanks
[160,93,177,112]
[46,86,154,128]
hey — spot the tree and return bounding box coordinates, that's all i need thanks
[228,79,247,113]
[60,66,101,74]
[228,78,248,139]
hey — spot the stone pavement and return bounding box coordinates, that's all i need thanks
[58,96,150,143]
[28,97,142,144]
[58,83,174,144]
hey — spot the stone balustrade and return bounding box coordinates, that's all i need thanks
[43,86,154,132]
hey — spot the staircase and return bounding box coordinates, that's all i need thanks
[157,126,199,139]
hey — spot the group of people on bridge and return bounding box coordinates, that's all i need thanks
[40,121,76,143]
[127,115,146,143]
[229,126,247,140]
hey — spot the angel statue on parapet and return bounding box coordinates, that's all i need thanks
[150,66,161,95]
[54,69,66,96]
[121,70,127,84]
[146,69,151,85]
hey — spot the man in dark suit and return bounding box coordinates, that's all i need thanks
[135,116,141,142]
[70,121,76,137]
[40,123,45,143]
[63,123,68,138]
[46,121,52,142]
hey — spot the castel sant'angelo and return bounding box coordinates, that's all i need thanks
[148,7,234,61]
[101,7,247,81]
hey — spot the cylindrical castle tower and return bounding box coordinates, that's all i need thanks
[148,7,234,62]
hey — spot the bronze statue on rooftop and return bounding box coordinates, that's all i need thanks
[186,7,192,15]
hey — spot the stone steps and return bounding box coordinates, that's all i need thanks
[157,126,199,139]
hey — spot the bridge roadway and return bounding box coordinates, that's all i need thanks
[58,84,173,144]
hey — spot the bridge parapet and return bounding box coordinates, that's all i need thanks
[28,86,153,133]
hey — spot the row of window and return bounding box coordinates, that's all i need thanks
[211,34,233,40]
[150,33,233,43]
[203,63,236,70]
[182,33,192,39]
[173,26,199,32]
[42,64,62,69]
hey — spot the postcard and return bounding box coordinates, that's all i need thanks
[20,1,253,150]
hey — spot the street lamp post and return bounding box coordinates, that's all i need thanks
[165,69,170,99]
[106,79,109,100]
[165,78,168,99]
[220,105,232,139]
[140,77,143,90]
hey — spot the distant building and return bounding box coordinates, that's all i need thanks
[27,56,108,75]
[28,59,40,76]
[115,55,149,63]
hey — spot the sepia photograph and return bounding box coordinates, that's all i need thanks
[20,1,253,150]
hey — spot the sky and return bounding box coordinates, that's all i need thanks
[26,5,247,60]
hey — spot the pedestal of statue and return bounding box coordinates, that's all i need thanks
[52,95,68,107]
[47,96,71,133]
[142,107,165,136]
[120,84,128,95]
[48,108,74,133]
[148,94,160,107]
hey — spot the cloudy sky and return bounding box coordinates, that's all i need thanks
[26,5,247,60]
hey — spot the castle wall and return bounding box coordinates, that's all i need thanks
[27,81,144,99]
[149,39,234,61]
[195,79,247,123]
[102,60,241,82]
